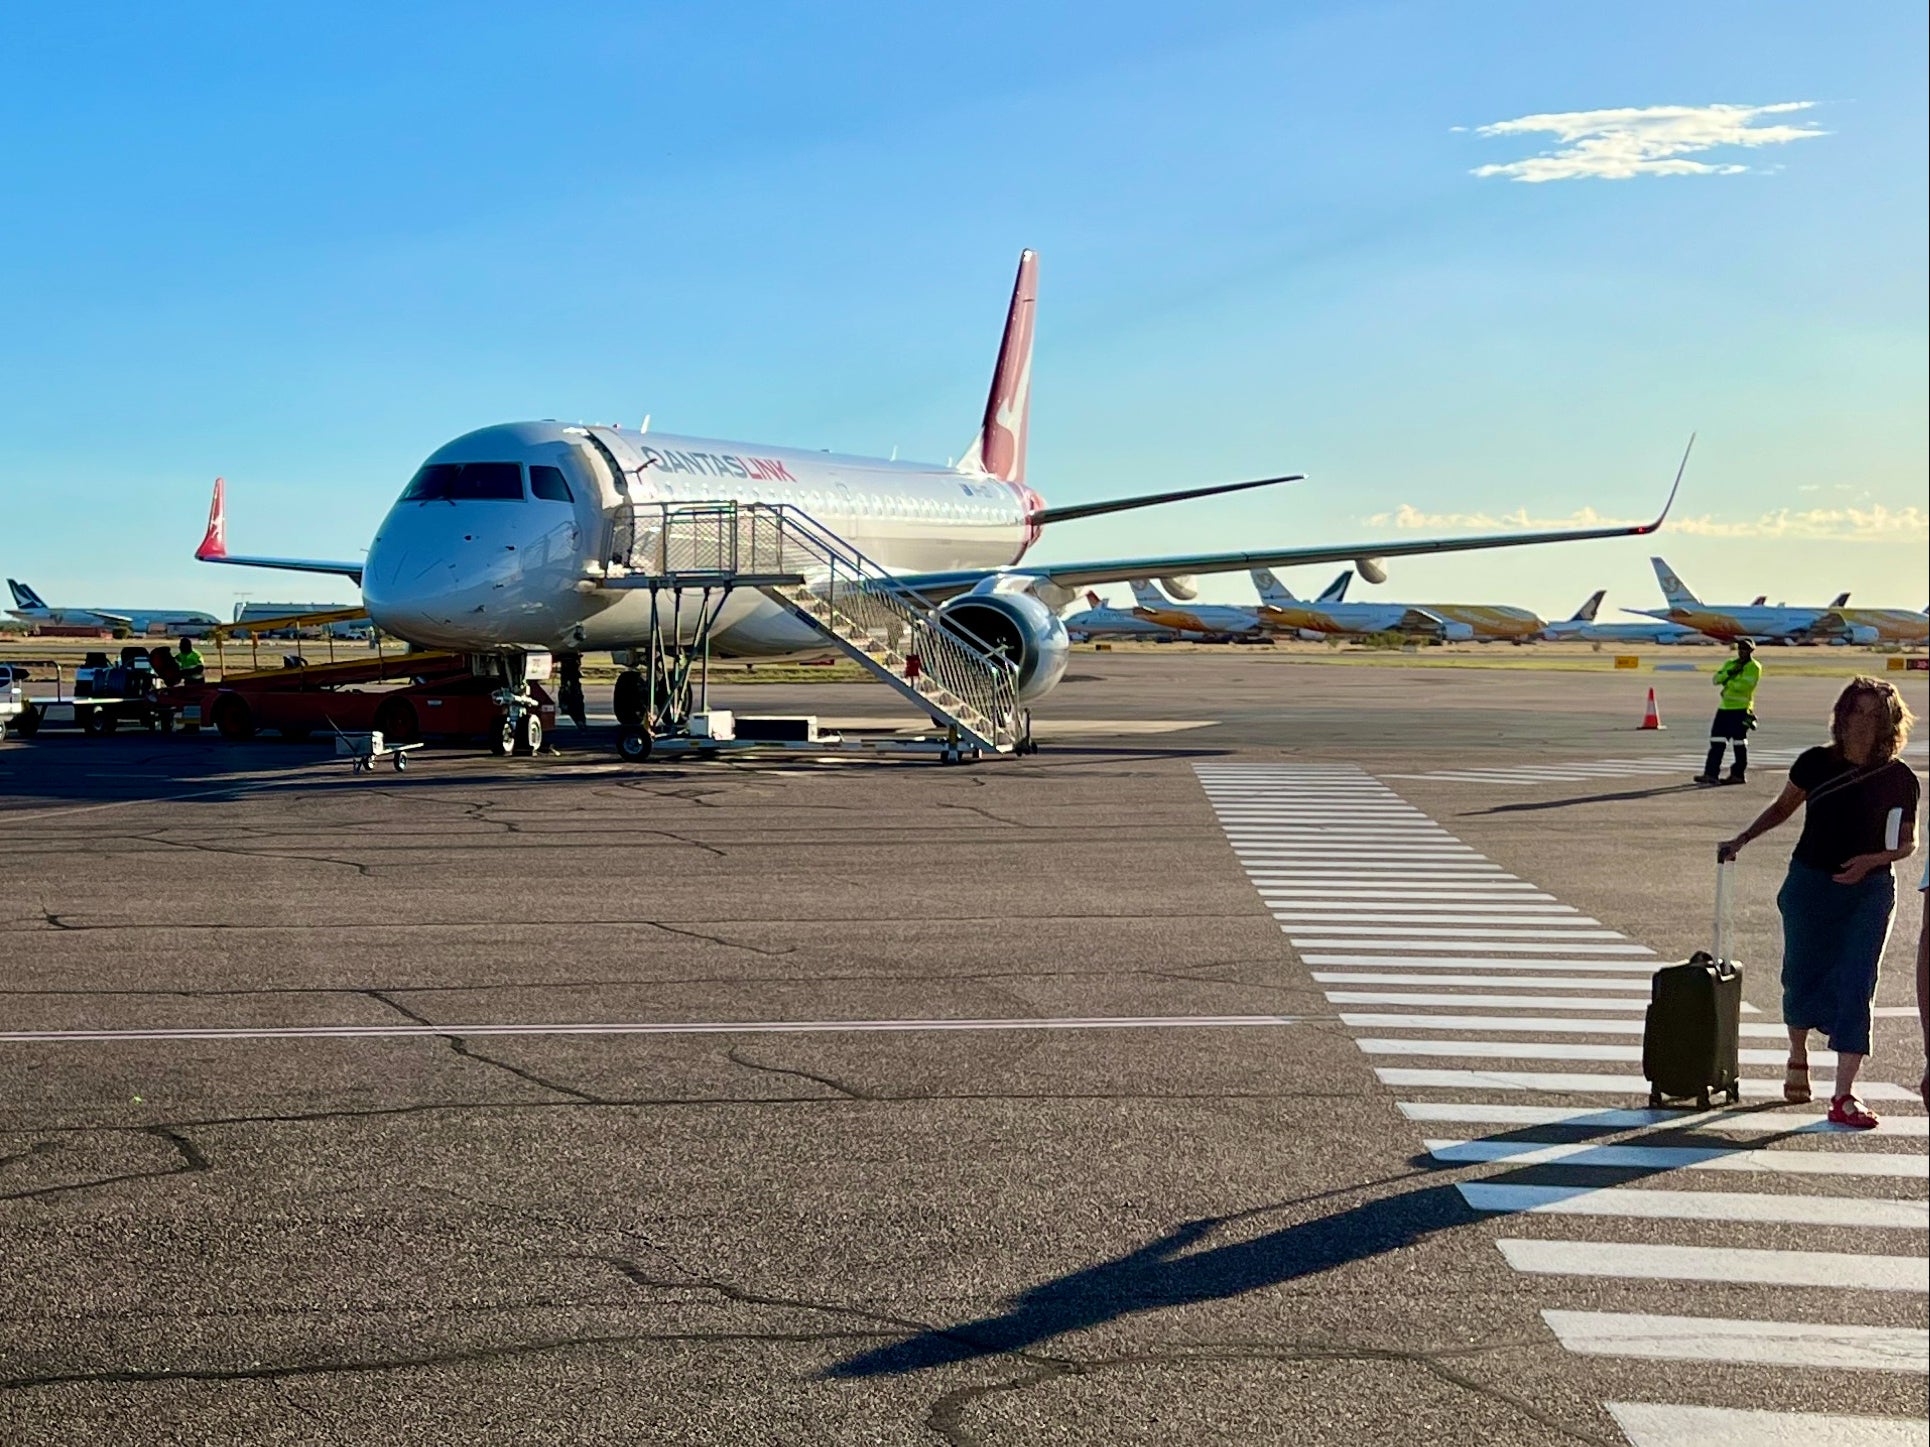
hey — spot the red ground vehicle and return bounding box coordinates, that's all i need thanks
[155,613,556,755]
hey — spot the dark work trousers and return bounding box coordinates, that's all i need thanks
[1702,707,1753,780]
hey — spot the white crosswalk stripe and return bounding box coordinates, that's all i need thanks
[1543,1311,1929,1373]
[1381,742,1926,789]
[1197,760,1929,1426]
[1608,1401,1930,1446]
[1503,1240,1927,1291]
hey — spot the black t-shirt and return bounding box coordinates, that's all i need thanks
[1789,747,1921,874]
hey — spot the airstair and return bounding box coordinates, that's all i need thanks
[598,502,1023,760]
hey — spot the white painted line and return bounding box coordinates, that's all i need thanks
[1267,900,1581,913]
[1260,887,1556,899]
[1430,1137,1927,1178]
[1544,1310,1928,1373]
[1344,1013,1783,1035]
[1328,992,1649,1009]
[1249,869,1514,880]
[0,1013,1304,1045]
[1399,1101,1930,1136]
[1318,978,1655,995]
[1461,1183,1926,1229]
[1293,939,1654,955]
[1874,1006,1921,1018]
[1506,1240,1927,1293]
[1305,954,1657,970]
[1289,933,1636,945]
[1277,913,1598,928]
[1235,847,1482,857]
[1607,1401,1930,1447]
[1360,1038,1832,1066]
[1377,1068,1921,1101]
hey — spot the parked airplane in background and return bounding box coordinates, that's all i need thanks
[193,249,1682,746]
[1063,588,1181,641]
[1810,605,1930,647]
[1628,558,1855,643]
[1123,580,1270,640]
[1540,590,1701,645]
[1255,581,1546,642]
[6,579,218,636]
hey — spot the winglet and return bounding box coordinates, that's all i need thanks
[1634,434,1693,535]
[196,477,227,560]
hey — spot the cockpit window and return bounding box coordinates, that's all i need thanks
[400,462,524,501]
[401,463,460,501]
[451,462,524,499]
[529,465,573,502]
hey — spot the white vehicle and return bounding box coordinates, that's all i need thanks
[0,663,26,740]
[192,250,1683,757]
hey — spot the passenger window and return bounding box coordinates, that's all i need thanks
[529,465,573,502]
[401,463,460,501]
[451,462,524,500]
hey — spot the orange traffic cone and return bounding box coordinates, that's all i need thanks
[1639,688,1665,730]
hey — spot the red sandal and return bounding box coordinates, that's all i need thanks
[1827,1094,1879,1130]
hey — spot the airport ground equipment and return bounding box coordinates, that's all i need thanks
[173,608,555,751]
[333,726,423,773]
[1641,861,1744,1110]
[7,652,176,737]
[600,502,1027,763]
[0,663,25,740]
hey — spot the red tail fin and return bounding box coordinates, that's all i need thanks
[959,250,1037,483]
[196,478,227,560]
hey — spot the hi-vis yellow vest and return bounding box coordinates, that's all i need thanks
[1715,657,1760,711]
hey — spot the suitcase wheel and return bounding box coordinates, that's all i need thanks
[1648,1089,1662,1109]
[1726,1082,1741,1104]
[1697,1090,1711,1110]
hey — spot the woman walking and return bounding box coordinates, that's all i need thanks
[1718,677,1919,1128]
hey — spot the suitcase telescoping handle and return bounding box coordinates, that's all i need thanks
[1713,857,1734,964]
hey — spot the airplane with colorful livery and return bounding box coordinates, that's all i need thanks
[1626,558,1861,643]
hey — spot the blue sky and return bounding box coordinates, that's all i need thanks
[2,2,1924,618]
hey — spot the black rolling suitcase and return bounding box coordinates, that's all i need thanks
[1642,860,1744,1108]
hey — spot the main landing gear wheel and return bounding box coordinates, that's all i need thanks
[490,715,516,757]
[618,730,653,762]
[514,713,542,756]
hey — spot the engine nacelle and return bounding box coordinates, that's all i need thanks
[1842,624,1879,646]
[1157,575,1199,600]
[937,590,1070,701]
[1356,557,1388,585]
[1437,620,1475,643]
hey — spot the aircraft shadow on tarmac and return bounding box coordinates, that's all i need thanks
[823,1109,1805,1379]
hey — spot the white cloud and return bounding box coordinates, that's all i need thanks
[1365,503,1927,542]
[1469,102,1826,183]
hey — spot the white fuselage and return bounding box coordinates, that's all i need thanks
[360,422,1037,655]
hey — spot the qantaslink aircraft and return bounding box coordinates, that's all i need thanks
[192,251,1683,738]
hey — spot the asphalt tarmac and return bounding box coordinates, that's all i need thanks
[2,654,1925,1445]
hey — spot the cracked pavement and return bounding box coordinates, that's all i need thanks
[1,659,1923,1443]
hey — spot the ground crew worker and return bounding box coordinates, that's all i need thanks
[175,636,206,688]
[1698,637,1760,784]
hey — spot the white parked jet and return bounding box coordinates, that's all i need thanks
[6,579,218,636]
[194,251,1682,736]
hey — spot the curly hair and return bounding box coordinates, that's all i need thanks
[1829,676,1915,763]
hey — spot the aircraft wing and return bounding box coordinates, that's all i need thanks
[194,478,365,582]
[891,440,1690,603]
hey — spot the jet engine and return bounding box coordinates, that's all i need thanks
[1840,624,1879,646]
[936,589,1071,701]
[1356,557,1389,585]
[1158,575,1200,600]
[1435,621,1475,643]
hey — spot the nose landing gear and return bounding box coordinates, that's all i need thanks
[488,651,547,757]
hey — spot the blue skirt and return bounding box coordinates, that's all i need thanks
[1777,860,1895,1056]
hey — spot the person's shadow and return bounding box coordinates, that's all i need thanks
[826,1179,1477,1378]
[823,1108,1807,1380]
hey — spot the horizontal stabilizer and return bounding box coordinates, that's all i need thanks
[1029,473,1304,527]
